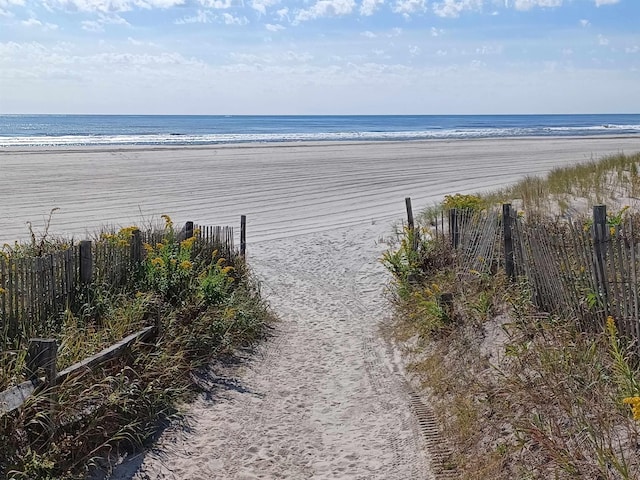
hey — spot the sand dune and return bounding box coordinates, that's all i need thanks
[4,137,640,479]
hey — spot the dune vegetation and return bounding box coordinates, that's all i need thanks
[0,216,273,479]
[383,152,640,479]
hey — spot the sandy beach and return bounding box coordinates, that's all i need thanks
[3,136,640,479]
[3,136,640,245]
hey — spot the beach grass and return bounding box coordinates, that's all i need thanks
[0,217,273,479]
[384,152,640,479]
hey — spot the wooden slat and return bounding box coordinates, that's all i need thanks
[57,325,156,383]
[0,378,42,414]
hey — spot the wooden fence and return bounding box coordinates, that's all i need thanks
[0,216,243,422]
[0,221,237,350]
[437,202,640,350]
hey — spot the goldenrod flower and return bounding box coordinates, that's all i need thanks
[151,257,164,268]
[607,316,617,336]
[156,243,164,250]
[143,243,154,254]
[216,258,226,267]
[181,237,196,249]
[161,214,173,228]
[221,266,234,275]
[610,226,616,236]
[0,287,6,295]
[179,260,192,270]
[623,396,640,420]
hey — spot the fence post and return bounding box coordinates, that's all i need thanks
[503,203,515,281]
[79,240,92,284]
[184,221,194,239]
[449,208,460,248]
[592,204,609,315]
[130,229,142,264]
[240,215,246,258]
[26,338,58,439]
[405,197,419,251]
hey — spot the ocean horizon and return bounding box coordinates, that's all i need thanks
[1,114,640,147]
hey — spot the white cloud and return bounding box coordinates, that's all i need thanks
[436,49,447,56]
[392,0,426,15]
[360,0,384,15]
[625,46,639,54]
[512,0,562,10]
[409,45,420,56]
[562,48,573,55]
[475,44,502,55]
[198,0,240,8]
[294,0,356,23]
[598,34,609,46]
[82,12,129,30]
[21,17,42,26]
[251,0,278,15]
[595,0,619,5]
[175,9,214,23]
[222,12,248,24]
[431,26,443,36]
[276,6,289,20]
[265,23,284,31]
[580,19,590,27]
[42,0,184,13]
[0,0,24,7]
[433,0,481,18]
[361,30,376,38]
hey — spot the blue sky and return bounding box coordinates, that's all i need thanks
[0,0,638,114]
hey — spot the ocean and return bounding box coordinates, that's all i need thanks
[0,114,639,147]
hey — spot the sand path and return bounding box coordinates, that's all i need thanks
[108,222,431,479]
[4,137,640,479]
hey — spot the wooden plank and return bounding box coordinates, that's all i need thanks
[0,378,42,415]
[57,325,156,383]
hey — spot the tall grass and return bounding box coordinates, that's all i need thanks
[0,216,273,478]
[384,151,640,479]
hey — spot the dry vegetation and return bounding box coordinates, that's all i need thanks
[0,217,273,479]
[384,152,640,479]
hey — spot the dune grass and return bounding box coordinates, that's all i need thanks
[0,217,273,479]
[384,152,640,479]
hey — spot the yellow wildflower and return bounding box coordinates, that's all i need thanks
[156,243,164,250]
[221,266,234,275]
[179,260,193,270]
[0,287,6,295]
[143,243,154,254]
[151,257,164,268]
[161,214,173,228]
[181,237,196,249]
[623,396,640,420]
[170,258,177,266]
[606,316,617,335]
[216,258,226,267]
[610,226,616,236]
[118,239,129,247]
[193,228,201,236]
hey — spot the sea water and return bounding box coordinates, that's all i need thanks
[0,114,639,147]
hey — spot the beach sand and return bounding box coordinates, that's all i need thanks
[3,136,640,479]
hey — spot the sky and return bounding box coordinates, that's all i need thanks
[0,0,638,114]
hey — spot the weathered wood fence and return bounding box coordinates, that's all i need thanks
[0,216,246,422]
[0,221,238,350]
[440,202,640,349]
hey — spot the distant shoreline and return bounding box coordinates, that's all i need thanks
[3,133,640,154]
